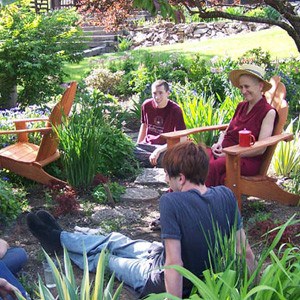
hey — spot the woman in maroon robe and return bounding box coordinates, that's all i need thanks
[206,64,277,187]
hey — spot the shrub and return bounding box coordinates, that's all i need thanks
[46,183,80,216]
[0,1,85,107]
[117,36,133,52]
[245,6,280,21]
[0,178,27,222]
[57,88,138,188]
[85,68,125,95]
[96,124,138,179]
[271,57,300,117]
[188,55,238,101]
[237,47,272,71]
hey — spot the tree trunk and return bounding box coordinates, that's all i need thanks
[0,75,18,109]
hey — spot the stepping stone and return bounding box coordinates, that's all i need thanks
[120,187,160,201]
[91,207,142,224]
[134,168,167,186]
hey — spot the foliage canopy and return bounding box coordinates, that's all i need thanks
[0,1,85,108]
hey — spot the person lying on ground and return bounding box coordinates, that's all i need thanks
[27,141,255,298]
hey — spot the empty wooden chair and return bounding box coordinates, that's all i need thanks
[0,82,77,185]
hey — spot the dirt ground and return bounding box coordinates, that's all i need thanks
[1,185,299,300]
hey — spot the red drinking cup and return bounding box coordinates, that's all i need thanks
[239,129,255,147]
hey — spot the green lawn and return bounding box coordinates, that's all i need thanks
[147,27,299,59]
[64,27,299,82]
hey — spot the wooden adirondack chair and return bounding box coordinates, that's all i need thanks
[161,76,299,210]
[0,81,77,185]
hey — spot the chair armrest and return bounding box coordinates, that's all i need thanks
[0,127,52,135]
[161,124,229,148]
[13,117,49,124]
[223,133,294,156]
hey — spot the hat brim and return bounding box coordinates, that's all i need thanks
[229,69,272,93]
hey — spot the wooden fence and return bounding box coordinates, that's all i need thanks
[30,0,78,13]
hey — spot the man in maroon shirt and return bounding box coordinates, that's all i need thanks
[134,80,186,168]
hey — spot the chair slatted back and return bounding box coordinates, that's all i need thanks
[259,77,288,175]
[36,82,77,162]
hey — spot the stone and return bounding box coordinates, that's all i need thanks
[91,207,142,224]
[193,27,208,35]
[135,168,167,185]
[120,187,160,201]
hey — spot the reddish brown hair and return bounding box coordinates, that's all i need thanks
[152,79,170,92]
[163,141,209,185]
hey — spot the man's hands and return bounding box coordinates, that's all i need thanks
[0,278,20,299]
[149,148,160,166]
[149,144,167,166]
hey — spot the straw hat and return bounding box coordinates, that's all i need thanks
[229,64,272,92]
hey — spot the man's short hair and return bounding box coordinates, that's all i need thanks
[152,80,170,92]
[163,141,209,185]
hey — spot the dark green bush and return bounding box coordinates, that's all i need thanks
[57,87,138,188]
[238,47,272,71]
[0,178,27,222]
[0,1,85,108]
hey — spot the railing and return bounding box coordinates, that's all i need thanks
[30,0,78,13]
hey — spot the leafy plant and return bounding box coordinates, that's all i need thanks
[85,68,125,95]
[56,88,138,188]
[47,183,80,216]
[172,82,239,146]
[117,36,133,52]
[0,1,85,108]
[56,105,105,189]
[271,57,300,117]
[271,117,300,178]
[0,178,27,222]
[145,216,300,300]
[22,248,123,300]
[249,219,300,247]
[238,47,272,72]
[93,182,126,204]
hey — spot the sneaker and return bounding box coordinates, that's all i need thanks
[26,213,62,255]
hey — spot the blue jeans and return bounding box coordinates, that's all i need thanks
[1,247,28,275]
[0,261,28,300]
[61,231,157,292]
[134,143,165,168]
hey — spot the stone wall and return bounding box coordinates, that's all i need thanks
[126,21,271,49]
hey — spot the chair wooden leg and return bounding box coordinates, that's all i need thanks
[1,159,66,186]
[225,154,242,210]
[240,178,300,206]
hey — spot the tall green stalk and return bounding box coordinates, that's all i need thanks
[145,216,300,300]
[173,82,240,146]
[56,106,105,189]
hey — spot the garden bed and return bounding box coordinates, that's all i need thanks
[1,183,299,299]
